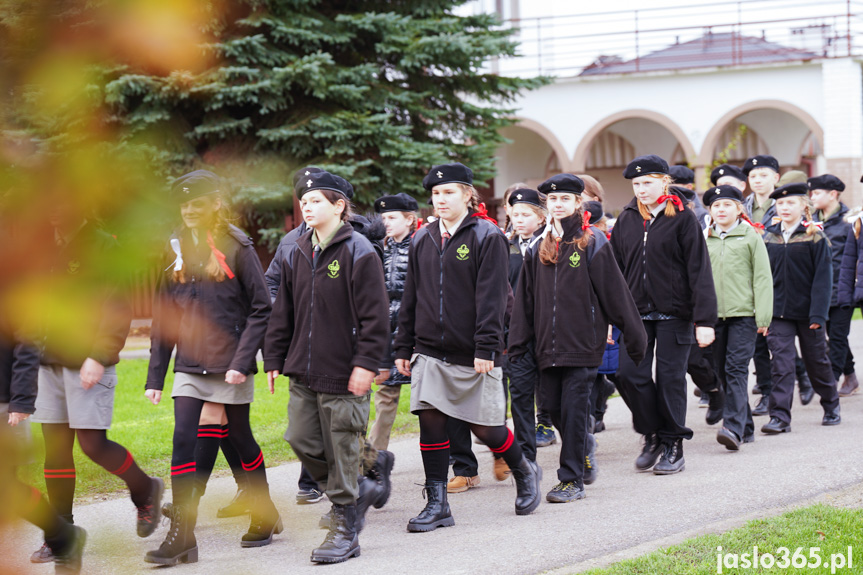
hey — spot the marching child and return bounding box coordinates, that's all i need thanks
[368,192,419,451]
[837,194,863,396]
[509,174,646,502]
[394,163,542,532]
[809,175,857,396]
[702,185,773,450]
[505,188,546,464]
[146,170,280,566]
[760,183,841,434]
[610,155,717,475]
[264,171,389,563]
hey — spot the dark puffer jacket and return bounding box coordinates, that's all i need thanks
[816,203,851,307]
[838,217,863,306]
[380,235,412,385]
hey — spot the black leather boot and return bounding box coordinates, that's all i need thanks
[653,439,685,475]
[52,525,87,575]
[355,475,383,534]
[241,494,283,547]
[310,504,361,563]
[510,457,542,515]
[367,449,395,509]
[635,433,662,471]
[407,481,455,532]
[216,484,251,518]
[144,497,199,565]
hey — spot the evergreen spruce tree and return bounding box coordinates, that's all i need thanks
[102,0,548,243]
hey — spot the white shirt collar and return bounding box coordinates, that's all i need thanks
[439,209,469,238]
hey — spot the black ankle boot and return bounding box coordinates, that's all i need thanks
[310,504,361,563]
[144,499,199,566]
[510,457,542,516]
[217,483,251,518]
[241,495,283,548]
[635,433,662,471]
[653,439,685,475]
[355,476,384,534]
[53,525,87,575]
[367,449,395,509]
[407,481,455,532]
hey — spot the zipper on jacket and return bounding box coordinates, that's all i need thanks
[780,241,787,319]
[551,262,558,366]
[438,237,446,361]
[719,238,725,320]
[642,220,651,312]
[307,247,318,376]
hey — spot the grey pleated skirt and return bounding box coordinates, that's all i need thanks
[409,353,505,426]
[172,372,254,405]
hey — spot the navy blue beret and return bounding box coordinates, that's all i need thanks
[297,171,354,200]
[508,188,544,208]
[423,163,474,192]
[375,192,419,213]
[669,165,695,185]
[538,174,584,195]
[769,182,808,200]
[623,155,669,179]
[710,164,746,185]
[703,185,744,206]
[171,170,221,202]
[293,166,325,189]
[584,200,604,225]
[807,174,845,192]
[743,155,779,175]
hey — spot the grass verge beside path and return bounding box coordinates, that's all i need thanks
[18,360,418,501]
[581,504,862,575]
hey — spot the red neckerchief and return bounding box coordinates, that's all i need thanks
[206,230,235,279]
[471,203,498,226]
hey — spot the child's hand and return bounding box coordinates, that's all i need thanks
[348,366,376,396]
[809,323,821,330]
[474,358,494,374]
[757,327,769,336]
[145,389,161,405]
[225,370,246,385]
[695,326,715,347]
[395,359,411,377]
[267,370,280,394]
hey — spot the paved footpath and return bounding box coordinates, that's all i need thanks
[4,323,863,575]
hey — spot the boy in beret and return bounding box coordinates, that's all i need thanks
[809,175,858,396]
[742,155,780,226]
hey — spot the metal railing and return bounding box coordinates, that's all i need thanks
[492,0,863,77]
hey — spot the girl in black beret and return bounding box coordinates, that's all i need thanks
[505,188,548,466]
[146,171,280,565]
[394,163,542,531]
[759,184,841,434]
[610,155,717,475]
[703,186,773,450]
[264,173,389,563]
[510,175,646,502]
[368,193,419,452]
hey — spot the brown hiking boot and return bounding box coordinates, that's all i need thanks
[838,372,859,397]
[493,457,511,481]
[446,475,480,493]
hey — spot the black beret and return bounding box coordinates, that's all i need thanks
[374,192,419,213]
[769,182,809,200]
[296,171,354,200]
[422,163,473,192]
[292,166,325,189]
[710,164,746,185]
[670,184,695,204]
[623,155,669,179]
[584,200,604,225]
[807,174,845,193]
[669,165,694,185]
[538,174,584,195]
[508,188,544,208]
[703,185,744,206]
[171,170,221,202]
[743,155,779,175]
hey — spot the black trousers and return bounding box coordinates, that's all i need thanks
[827,305,855,380]
[617,318,694,442]
[687,342,721,394]
[766,318,840,424]
[753,334,811,396]
[508,348,540,462]
[447,417,478,477]
[590,373,616,421]
[713,317,757,441]
[540,366,597,486]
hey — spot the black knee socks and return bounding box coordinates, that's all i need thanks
[194,424,226,491]
[418,410,450,483]
[17,483,71,552]
[475,425,524,469]
[42,424,76,523]
[219,428,246,488]
[77,430,152,508]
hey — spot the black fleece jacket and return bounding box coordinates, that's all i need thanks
[394,211,509,368]
[610,196,717,327]
[509,213,647,370]
[763,222,832,327]
[0,324,39,414]
[147,225,272,390]
[263,224,389,394]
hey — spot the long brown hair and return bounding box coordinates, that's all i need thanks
[173,194,232,283]
[636,174,678,220]
[538,207,591,266]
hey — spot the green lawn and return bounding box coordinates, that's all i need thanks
[17,360,418,502]
[582,504,862,575]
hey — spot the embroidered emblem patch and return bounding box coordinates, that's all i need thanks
[569,251,581,268]
[456,244,470,261]
[67,259,81,274]
[327,259,340,279]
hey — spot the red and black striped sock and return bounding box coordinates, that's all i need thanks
[43,466,76,522]
[419,439,450,482]
[104,447,152,508]
[195,424,227,489]
[487,427,523,469]
[218,428,246,488]
[241,450,270,494]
